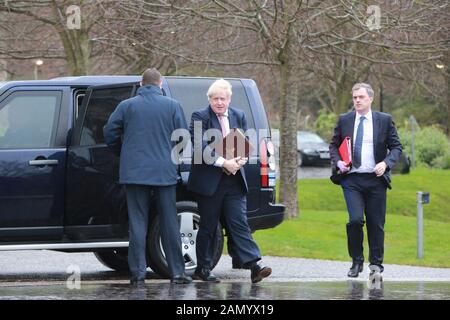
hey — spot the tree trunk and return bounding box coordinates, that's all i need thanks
[57,28,91,76]
[445,50,450,135]
[49,1,91,75]
[278,46,299,219]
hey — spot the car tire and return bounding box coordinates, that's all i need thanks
[94,248,129,272]
[146,201,224,279]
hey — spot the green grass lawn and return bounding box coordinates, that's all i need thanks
[248,168,450,268]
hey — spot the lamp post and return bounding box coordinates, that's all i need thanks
[34,59,43,80]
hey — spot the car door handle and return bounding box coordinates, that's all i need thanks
[28,159,59,166]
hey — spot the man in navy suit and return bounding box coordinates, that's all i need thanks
[104,68,192,285]
[329,83,402,279]
[188,79,271,283]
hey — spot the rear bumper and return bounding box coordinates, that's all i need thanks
[303,155,331,166]
[248,203,285,231]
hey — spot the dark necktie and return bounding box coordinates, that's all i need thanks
[353,116,365,168]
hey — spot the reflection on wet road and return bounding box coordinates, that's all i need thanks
[1,281,450,300]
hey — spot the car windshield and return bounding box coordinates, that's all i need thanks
[298,131,325,143]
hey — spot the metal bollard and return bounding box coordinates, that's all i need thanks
[416,191,430,259]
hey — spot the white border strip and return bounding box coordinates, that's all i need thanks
[0,242,129,251]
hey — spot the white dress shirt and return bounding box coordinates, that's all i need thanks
[350,111,375,173]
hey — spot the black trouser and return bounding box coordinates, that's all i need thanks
[196,173,260,270]
[340,173,387,271]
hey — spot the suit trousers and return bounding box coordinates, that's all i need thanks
[126,184,184,280]
[340,173,387,270]
[196,172,261,270]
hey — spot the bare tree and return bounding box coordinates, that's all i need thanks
[0,0,129,75]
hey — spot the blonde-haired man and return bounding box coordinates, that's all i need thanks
[188,79,271,283]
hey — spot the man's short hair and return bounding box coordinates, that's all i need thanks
[141,68,162,86]
[207,79,232,98]
[351,83,374,98]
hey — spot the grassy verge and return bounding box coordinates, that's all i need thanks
[297,168,450,222]
[253,209,450,268]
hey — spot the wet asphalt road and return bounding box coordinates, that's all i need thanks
[1,280,450,300]
[297,165,331,179]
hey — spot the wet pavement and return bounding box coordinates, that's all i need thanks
[1,251,450,300]
[1,280,450,300]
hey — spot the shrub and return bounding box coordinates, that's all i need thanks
[398,126,450,168]
[314,109,337,142]
[432,154,450,169]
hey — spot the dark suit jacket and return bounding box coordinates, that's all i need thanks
[329,110,402,189]
[187,106,249,196]
[103,85,188,186]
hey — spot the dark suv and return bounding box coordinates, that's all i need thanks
[0,76,284,278]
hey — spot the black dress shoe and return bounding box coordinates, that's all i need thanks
[130,278,145,286]
[251,264,272,283]
[171,273,193,284]
[347,263,364,277]
[232,260,243,269]
[193,268,221,282]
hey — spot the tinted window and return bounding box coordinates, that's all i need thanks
[80,86,134,145]
[0,91,60,149]
[166,78,255,129]
[298,131,325,143]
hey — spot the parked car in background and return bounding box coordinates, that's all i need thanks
[296,131,331,167]
[270,129,331,167]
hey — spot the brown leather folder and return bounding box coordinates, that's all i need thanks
[218,129,254,175]
[218,128,254,159]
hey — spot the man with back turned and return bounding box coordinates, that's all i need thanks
[104,68,192,285]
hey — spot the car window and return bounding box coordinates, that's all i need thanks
[298,132,325,143]
[0,91,60,149]
[80,86,134,145]
[166,78,255,129]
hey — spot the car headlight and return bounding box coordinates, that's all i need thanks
[302,148,317,155]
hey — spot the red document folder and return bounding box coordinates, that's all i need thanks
[339,136,352,166]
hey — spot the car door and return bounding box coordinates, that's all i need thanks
[0,87,69,241]
[65,83,138,240]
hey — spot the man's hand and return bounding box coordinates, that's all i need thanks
[236,157,248,168]
[223,157,241,175]
[337,160,350,173]
[374,161,387,177]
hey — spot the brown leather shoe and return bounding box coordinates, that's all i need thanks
[251,264,272,283]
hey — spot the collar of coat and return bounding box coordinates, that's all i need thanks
[137,84,163,96]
